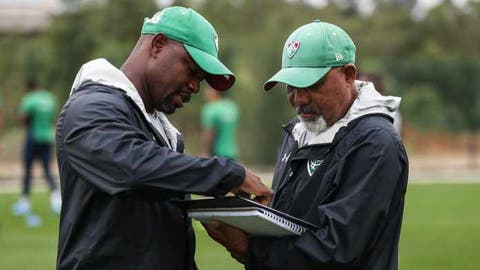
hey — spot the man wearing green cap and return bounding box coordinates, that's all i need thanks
[55,6,272,270]
[204,21,408,270]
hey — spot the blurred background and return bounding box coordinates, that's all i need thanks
[0,0,479,269]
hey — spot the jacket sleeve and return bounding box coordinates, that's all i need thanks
[247,127,407,268]
[58,90,244,196]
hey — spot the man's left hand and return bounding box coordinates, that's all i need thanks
[202,221,248,262]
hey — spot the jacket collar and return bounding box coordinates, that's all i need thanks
[283,80,400,147]
[70,58,180,150]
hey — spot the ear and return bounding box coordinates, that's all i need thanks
[343,64,357,85]
[150,33,169,58]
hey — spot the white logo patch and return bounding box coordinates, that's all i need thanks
[307,159,323,176]
[281,153,291,163]
[335,53,344,61]
[214,33,219,52]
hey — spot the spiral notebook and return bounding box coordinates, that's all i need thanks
[175,196,318,237]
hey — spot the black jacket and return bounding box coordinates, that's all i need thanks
[55,84,245,270]
[246,115,409,270]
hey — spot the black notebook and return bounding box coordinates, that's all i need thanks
[174,196,318,237]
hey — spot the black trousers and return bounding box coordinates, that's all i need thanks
[22,132,57,196]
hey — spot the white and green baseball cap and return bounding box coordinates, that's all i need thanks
[142,6,235,91]
[264,20,356,90]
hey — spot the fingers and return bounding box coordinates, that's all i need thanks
[202,220,220,229]
[253,195,272,206]
[202,221,249,259]
[253,185,274,203]
[203,221,239,248]
[234,169,274,203]
[235,191,251,199]
[202,221,226,243]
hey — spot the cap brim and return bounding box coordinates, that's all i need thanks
[184,44,235,91]
[263,67,332,91]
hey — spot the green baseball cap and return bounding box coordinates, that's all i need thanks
[142,6,235,91]
[264,20,356,90]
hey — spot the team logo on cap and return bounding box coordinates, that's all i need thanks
[214,34,219,52]
[335,53,344,61]
[287,41,300,58]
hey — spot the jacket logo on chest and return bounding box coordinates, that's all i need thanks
[307,159,323,176]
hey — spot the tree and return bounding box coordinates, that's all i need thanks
[392,1,480,167]
[42,0,157,102]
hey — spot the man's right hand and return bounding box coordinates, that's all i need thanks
[231,168,273,206]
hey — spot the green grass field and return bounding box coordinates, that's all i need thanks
[1,183,479,270]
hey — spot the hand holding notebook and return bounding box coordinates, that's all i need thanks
[232,169,273,206]
[202,220,249,262]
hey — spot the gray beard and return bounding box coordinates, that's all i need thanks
[299,115,328,135]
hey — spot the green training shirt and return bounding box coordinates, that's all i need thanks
[201,99,239,159]
[20,89,57,143]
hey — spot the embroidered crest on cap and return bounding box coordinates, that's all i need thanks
[335,53,344,61]
[287,41,300,58]
[214,34,219,52]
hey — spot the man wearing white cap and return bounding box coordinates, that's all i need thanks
[205,20,408,270]
[55,6,272,270]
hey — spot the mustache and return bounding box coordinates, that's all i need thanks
[296,106,316,114]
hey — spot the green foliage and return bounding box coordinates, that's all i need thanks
[396,58,480,132]
[42,0,157,102]
[398,84,456,131]
[390,0,480,134]
[0,34,41,128]
[44,11,99,98]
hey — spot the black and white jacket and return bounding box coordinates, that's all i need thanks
[247,82,409,270]
[56,59,245,270]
